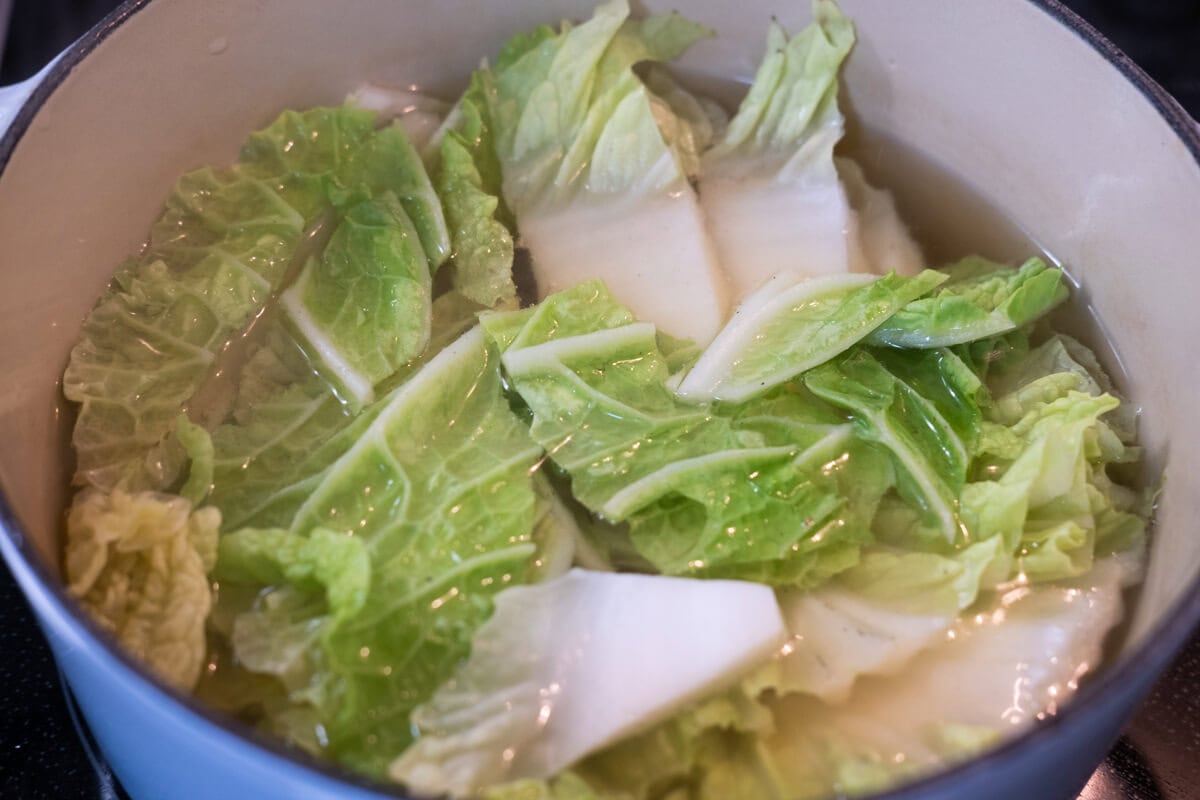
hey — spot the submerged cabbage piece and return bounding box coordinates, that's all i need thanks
[960,334,1149,583]
[473,558,1139,800]
[868,256,1069,348]
[749,539,1007,702]
[804,348,979,544]
[65,490,220,691]
[676,269,946,402]
[481,281,900,586]
[741,555,1139,800]
[280,192,434,407]
[194,120,486,526]
[207,289,486,531]
[475,562,1135,800]
[391,569,785,796]
[63,107,450,492]
[485,0,730,343]
[214,328,547,774]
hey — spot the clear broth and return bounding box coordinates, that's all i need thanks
[55,75,1152,786]
[837,121,1147,676]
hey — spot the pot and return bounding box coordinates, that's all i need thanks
[0,1,1197,798]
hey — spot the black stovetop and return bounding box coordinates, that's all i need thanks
[2,1,1198,798]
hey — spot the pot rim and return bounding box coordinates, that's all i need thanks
[0,1,1197,798]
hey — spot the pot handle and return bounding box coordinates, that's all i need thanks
[0,55,64,137]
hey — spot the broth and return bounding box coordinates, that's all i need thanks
[57,67,1154,796]
[839,122,1149,671]
[841,123,1136,405]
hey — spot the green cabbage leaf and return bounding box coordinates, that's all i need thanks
[64,489,220,691]
[869,257,1069,348]
[214,327,547,774]
[63,107,450,492]
[481,281,897,586]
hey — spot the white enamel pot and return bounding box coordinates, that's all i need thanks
[0,2,1197,798]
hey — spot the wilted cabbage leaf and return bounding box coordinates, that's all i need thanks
[699,0,857,298]
[868,257,1069,348]
[485,0,728,343]
[281,193,434,406]
[482,281,899,586]
[208,290,487,531]
[65,489,220,691]
[64,107,449,493]
[437,70,518,307]
[215,328,547,774]
[676,270,946,403]
[391,570,784,796]
[805,349,972,544]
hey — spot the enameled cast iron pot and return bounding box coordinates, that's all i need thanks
[0,1,1198,798]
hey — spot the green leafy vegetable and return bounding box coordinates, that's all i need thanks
[391,570,783,796]
[485,0,728,344]
[745,537,1006,705]
[340,124,451,267]
[214,527,370,623]
[949,328,1148,583]
[704,1,853,170]
[872,346,984,453]
[437,70,518,306]
[698,0,858,297]
[677,270,946,402]
[640,65,729,178]
[769,554,1133,799]
[965,388,1129,581]
[805,349,970,543]
[208,290,486,531]
[174,415,214,505]
[988,332,1137,442]
[65,489,220,691]
[56,5,1158,799]
[482,281,894,585]
[218,327,544,774]
[280,193,433,406]
[488,0,710,212]
[63,107,449,492]
[869,257,1069,348]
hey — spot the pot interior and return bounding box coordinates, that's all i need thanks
[0,0,1196,745]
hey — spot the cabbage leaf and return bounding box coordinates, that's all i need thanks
[390,570,784,796]
[63,107,449,493]
[216,327,546,774]
[749,537,1007,703]
[280,193,433,406]
[805,349,974,543]
[65,489,220,691]
[676,269,946,402]
[482,281,897,586]
[743,555,1136,800]
[698,0,857,299]
[486,0,729,344]
[437,70,518,306]
[869,257,1069,348]
[208,290,486,531]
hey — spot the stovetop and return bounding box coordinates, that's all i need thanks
[1,1,1198,798]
